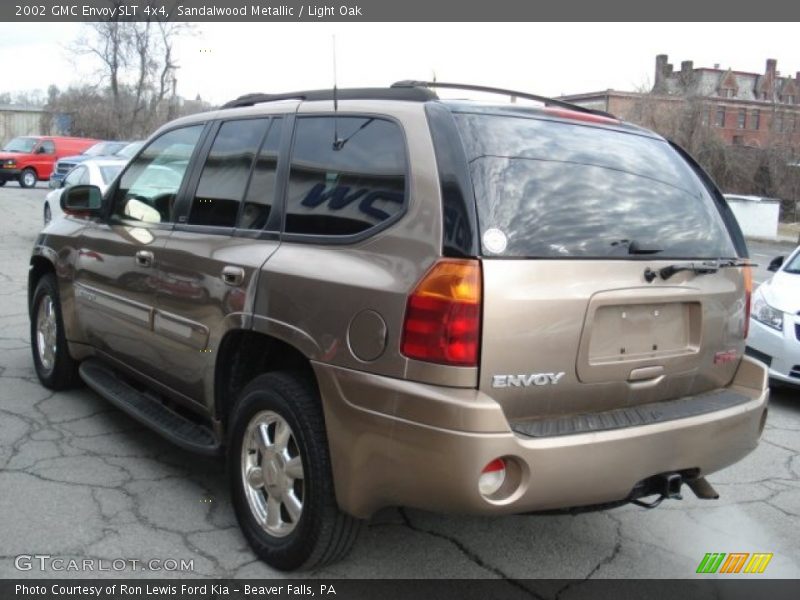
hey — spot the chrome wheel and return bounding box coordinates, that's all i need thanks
[21,169,36,188]
[241,410,305,537]
[35,295,57,373]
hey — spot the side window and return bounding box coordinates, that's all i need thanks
[238,118,283,230]
[40,141,55,154]
[112,125,203,225]
[285,117,407,237]
[188,118,270,227]
[63,166,86,188]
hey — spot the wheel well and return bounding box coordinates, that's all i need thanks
[28,256,55,317]
[215,330,316,427]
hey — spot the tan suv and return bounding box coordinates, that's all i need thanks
[28,82,769,570]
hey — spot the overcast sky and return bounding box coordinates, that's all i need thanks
[0,22,797,105]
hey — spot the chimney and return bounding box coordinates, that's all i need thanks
[654,54,672,92]
[766,59,777,74]
[796,71,799,84]
[713,63,720,69]
[681,60,694,73]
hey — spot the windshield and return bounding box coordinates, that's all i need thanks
[116,141,144,159]
[784,249,800,273]
[453,112,737,259]
[84,142,126,157]
[3,137,38,153]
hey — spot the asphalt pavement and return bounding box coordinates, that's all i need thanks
[0,183,798,582]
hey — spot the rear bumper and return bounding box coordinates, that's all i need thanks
[314,356,769,518]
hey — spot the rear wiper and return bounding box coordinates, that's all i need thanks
[646,258,753,282]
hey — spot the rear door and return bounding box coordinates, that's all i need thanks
[450,112,749,422]
[152,116,286,405]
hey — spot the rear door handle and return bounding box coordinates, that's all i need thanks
[221,265,245,287]
[135,250,154,268]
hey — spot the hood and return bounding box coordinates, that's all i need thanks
[759,271,800,314]
[0,151,31,161]
[57,154,89,164]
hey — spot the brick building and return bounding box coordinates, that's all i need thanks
[563,55,800,149]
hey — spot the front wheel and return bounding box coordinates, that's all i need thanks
[228,372,362,571]
[30,273,81,389]
[19,168,37,188]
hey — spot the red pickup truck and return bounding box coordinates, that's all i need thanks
[0,136,99,188]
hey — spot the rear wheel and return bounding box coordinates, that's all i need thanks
[19,168,37,188]
[30,273,81,389]
[228,372,362,570]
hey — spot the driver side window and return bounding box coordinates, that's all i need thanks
[112,125,204,224]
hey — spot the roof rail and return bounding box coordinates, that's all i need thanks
[222,86,437,109]
[391,80,616,119]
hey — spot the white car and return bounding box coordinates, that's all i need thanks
[747,245,800,388]
[44,158,125,224]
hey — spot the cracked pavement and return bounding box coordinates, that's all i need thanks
[1,185,799,582]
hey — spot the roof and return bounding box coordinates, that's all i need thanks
[0,104,48,113]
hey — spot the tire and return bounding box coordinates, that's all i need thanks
[30,273,81,389]
[44,202,52,224]
[0,180,6,186]
[228,372,362,571]
[19,168,37,188]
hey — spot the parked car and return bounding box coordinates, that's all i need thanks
[28,82,768,571]
[43,158,126,224]
[0,136,98,187]
[747,245,800,387]
[49,140,133,188]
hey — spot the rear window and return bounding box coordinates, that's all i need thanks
[453,112,736,259]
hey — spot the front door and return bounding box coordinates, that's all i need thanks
[73,124,207,381]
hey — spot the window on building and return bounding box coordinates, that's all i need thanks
[715,106,726,127]
[285,116,407,237]
[784,95,794,104]
[750,110,760,130]
[732,135,744,146]
[189,118,271,228]
[737,109,746,129]
[775,112,784,133]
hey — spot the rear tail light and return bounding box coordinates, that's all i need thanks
[743,264,752,339]
[478,458,506,496]
[400,259,481,367]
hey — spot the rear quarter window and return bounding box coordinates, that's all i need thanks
[453,112,736,259]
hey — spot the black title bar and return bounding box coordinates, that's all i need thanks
[3,0,800,21]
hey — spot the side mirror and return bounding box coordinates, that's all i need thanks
[61,185,104,216]
[767,256,784,272]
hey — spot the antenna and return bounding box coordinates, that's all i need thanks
[332,35,343,151]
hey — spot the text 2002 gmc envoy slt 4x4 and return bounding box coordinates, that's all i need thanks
[29,82,768,570]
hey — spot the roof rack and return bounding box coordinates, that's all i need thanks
[222,86,437,109]
[391,80,616,119]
